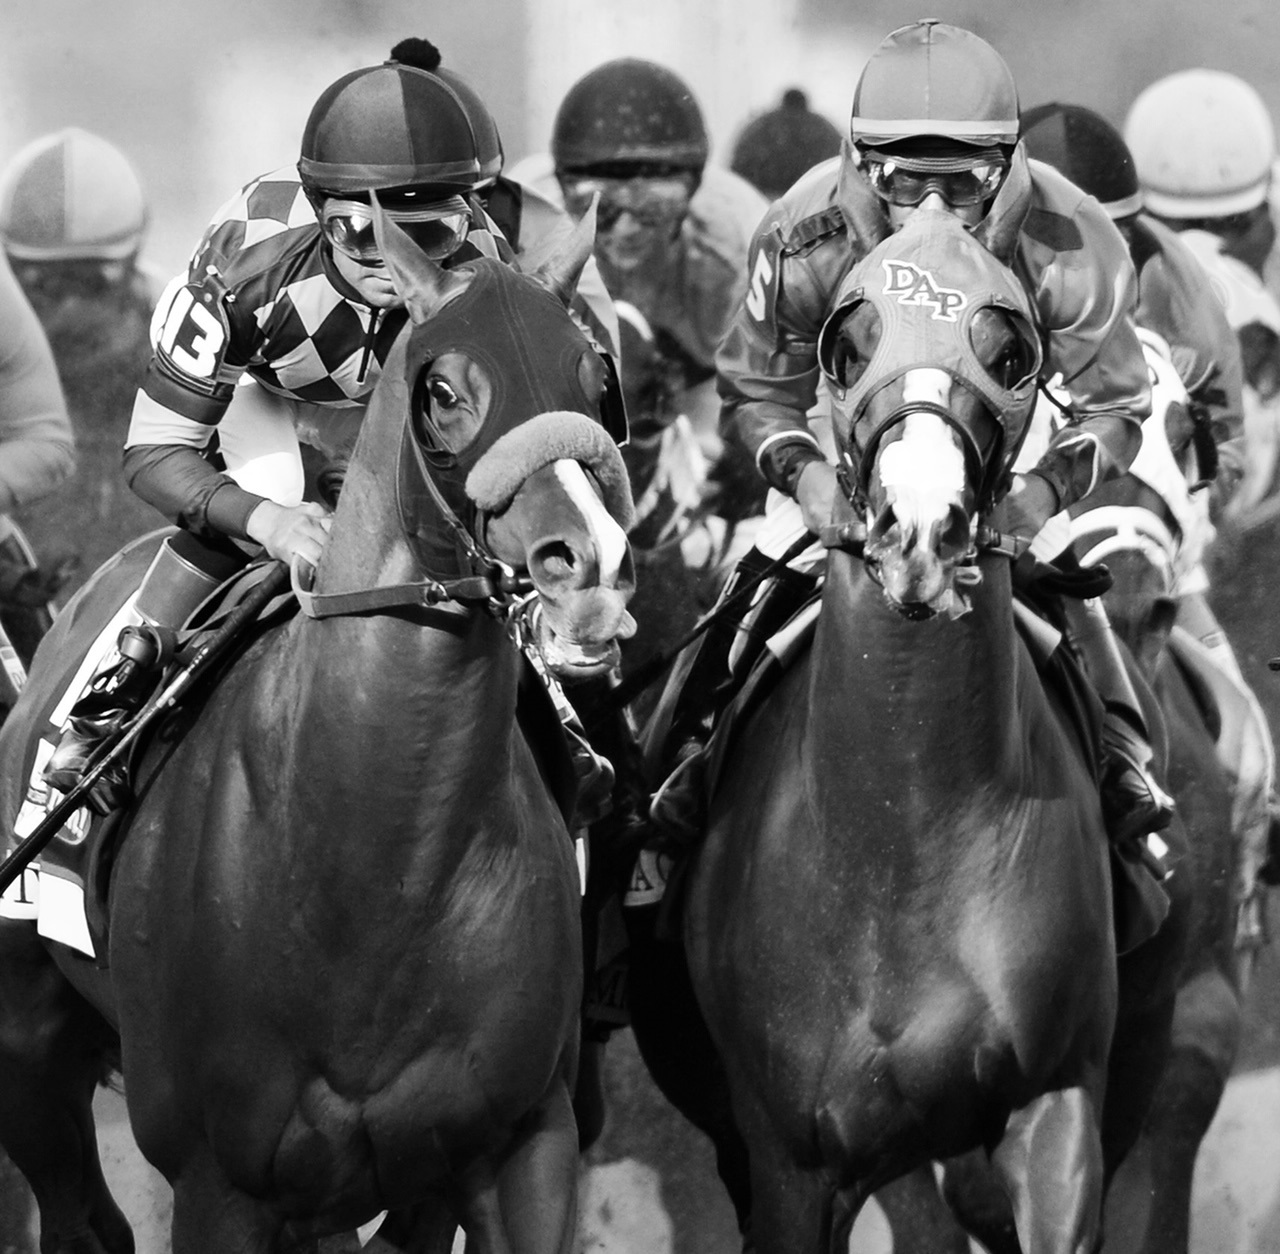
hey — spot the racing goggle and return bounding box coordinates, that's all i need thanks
[863,160,1006,208]
[319,196,471,266]
[559,175,695,231]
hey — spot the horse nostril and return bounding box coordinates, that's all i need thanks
[936,504,972,560]
[531,538,590,590]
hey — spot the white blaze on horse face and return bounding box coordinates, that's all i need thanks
[875,369,967,532]
[551,459,630,586]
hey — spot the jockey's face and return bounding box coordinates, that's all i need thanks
[863,149,1003,232]
[330,247,406,309]
[559,172,694,278]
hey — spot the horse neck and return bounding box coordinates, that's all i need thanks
[279,429,523,815]
[811,550,1020,776]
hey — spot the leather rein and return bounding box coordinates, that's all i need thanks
[291,428,533,628]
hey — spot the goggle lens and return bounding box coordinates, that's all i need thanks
[560,176,694,230]
[320,200,469,267]
[865,161,1006,208]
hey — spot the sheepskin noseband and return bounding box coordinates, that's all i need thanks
[466,410,635,531]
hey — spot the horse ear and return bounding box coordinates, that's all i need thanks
[370,191,467,324]
[531,196,596,306]
[971,145,1034,265]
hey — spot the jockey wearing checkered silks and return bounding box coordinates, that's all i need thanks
[42,40,631,802]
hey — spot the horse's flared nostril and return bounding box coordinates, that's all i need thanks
[936,503,972,561]
[530,538,594,592]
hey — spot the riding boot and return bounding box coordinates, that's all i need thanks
[1063,596,1176,856]
[44,533,246,814]
[647,547,819,849]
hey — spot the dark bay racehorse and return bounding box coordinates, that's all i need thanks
[879,330,1243,1254]
[0,208,635,1254]
[637,207,1123,1254]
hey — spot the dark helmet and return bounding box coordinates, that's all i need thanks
[551,58,709,175]
[298,59,483,199]
[388,38,504,186]
[1020,103,1141,218]
[850,20,1019,151]
[730,89,843,200]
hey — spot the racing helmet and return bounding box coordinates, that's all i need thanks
[730,88,843,200]
[0,127,147,262]
[1124,69,1275,218]
[551,59,710,175]
[388,38,504,186]
[1020,102,1142,218]
[849,20,1020,153]
[298,59,483,201]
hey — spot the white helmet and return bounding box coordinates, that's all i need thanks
[0,128,147,262]
[1124,69,1275,218]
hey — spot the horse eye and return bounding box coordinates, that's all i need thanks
[427,378,459,409]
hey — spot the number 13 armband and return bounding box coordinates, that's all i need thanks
[149,268,238,401]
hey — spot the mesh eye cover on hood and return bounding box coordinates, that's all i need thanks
[820,208,1042,438]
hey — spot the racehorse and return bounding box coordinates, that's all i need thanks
[0,206,636,1254]
[631,205,1125,1254]
[878,329,1242,1254]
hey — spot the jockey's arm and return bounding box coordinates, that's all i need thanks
[715,217,838,502]
[1021,204,1150,515]
[123,390,264,540]
[0,252,75,513]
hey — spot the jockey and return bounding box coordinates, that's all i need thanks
[0,128,167,591]
[43,45,626,811]
[0,152,77,537]
[0,129,82,520]
[1019,103,1246,494]
[1020,102,1280,877]
[729,88,844,204]
[649,19,1175,863]
[0,129,166,378]
[0,253,74,517]
[1125,70,1280,523]
[509,58,770,520]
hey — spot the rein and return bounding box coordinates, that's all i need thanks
[292,416,534,623]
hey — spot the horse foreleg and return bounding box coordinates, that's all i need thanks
[460,1080,579,1254]
[990,1086,1104,1254]
[169,1148,279,1254]
[1135,968,1240,1254]
[874,1166,971,1254]
[0,928,130,1254]
[938,1150,1019,1254]
[740,1127,832,1254]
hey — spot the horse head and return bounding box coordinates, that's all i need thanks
[1069,327,1201,674]
[818,207,1041,617]
[310,198,636,677]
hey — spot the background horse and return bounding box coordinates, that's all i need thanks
[0,208,635,1254]
[1065,337,1243,1254]
[631,206,1126,1254]
[611,300,752,725]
